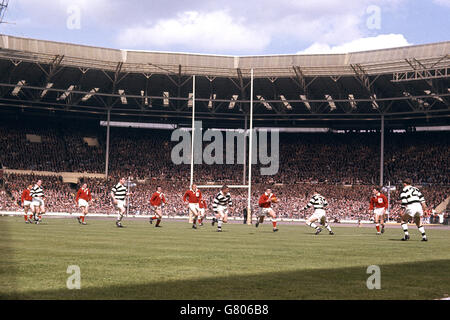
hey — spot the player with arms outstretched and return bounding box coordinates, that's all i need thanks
[369,187,388,234]
[303,192,334,235]
[212,185,233,232]
[75,183,92,225]
[256,188,279,232]
[149,186,166,228]
[399,179,430,241]
[183,184,202,229]
[21,184,33,224]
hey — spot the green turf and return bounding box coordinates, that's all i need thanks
[1,216,449,300]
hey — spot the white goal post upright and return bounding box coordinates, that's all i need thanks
[247,68,254,225]
[190,75,196,188]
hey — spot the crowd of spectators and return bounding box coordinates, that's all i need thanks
[0,119,448,221]
[1,173,448,222]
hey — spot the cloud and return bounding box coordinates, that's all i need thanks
[117,10,271,53]
[297,34,412,54]
[433,0,450,7]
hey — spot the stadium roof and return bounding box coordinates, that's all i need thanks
[0,34,449,129]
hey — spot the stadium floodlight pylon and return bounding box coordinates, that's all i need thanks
[190,70,255,225]
[0,0,9,24]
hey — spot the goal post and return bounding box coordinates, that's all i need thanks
[189,69,255,225]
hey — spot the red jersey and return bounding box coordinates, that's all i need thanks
[259,192,276,208]
[369,193,388,210]
[76,187,92,202]
[21,189,32,202]
[199,199,207,209]
[150,191,166,206]
[183,189,202,204]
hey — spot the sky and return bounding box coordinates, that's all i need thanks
[0,0,449,55]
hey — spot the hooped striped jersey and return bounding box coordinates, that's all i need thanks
[400,185,425,208]
[304,194,328,210]
[30,184,44,198]
[111,183,128,201]
[213,191,232,211]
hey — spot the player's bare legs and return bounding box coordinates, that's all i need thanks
[306,216,322,235]
[373,209,385,235]
[32,205,40,224]
[268,209,279,232]
[150,207,163,227]
[38,203,45,223]
[23,204,32,223]
[78,205,88,225]
[216,210,227,232]
[113,200,126,227]
[255,214,265,227]
[189,207,199,229]
[400,207,428,241]
[319,216,334,235]
[414,215,427,241]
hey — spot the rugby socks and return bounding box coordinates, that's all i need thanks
[272,218,277,229]
[324,224,332,233]
[218,219,223,230]
[198,217,203,224]
[80,215,85,223]
[306,221,320,230]
[155,219,161,227]
[24,214,28,221]
[401,223,409,236]
[418,225,427,240]
[376,224,380,233]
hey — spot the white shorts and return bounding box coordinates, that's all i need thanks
[404,202,423,218]
[78,199,89,208]
[188,203,200,214]
[23,200,32,207]
[31,198,44,208]
[310,209,326,221]
[214,206,228,218]
[114,199,126,210]
[259,207,273,216]
[373,207,385,218]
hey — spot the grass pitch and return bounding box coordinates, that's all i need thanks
[1,216,449,300]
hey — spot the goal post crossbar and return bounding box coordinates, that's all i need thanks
[196,185,249,189]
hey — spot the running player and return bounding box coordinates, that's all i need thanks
[212,185,233,232]
[369,187,388,234]
[75,183,92,225]
[399,179,429,241]
[256,188,279,232]
[21,184,33,224]
[149,186,166,227]
[303,192,334,235]
[183,184,202,229]
[30,180,45,224]
[198,199,207,226]
[111,177,129,228]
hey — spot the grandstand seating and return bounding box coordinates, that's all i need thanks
[0,118,448,220]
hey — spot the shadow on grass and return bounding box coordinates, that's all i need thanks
[2,259,449,300]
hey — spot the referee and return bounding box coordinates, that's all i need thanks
[111,177,129,228]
